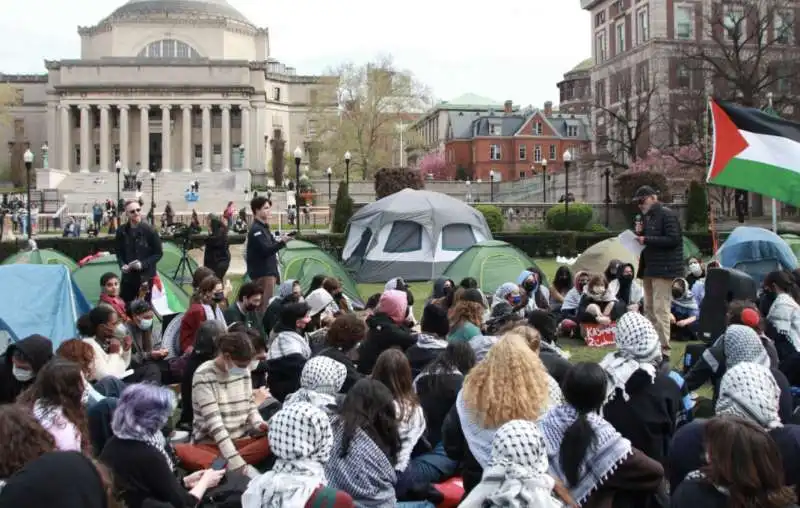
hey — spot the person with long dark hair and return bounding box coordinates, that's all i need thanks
[672,416,798,508]
[316,313,367,393]
[539,362,663,507]
[607,263,644,317]
[763,270,800,362]
[203,213,231,280]
[325,379,402,506]
[179,275,227,354]
[549,265,573,311]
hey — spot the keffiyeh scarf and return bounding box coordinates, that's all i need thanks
[284,357,347,410]
[539,405,632,505]
[414,332,448,350]
[456,389,496,468]
[111,409,174,470]
[598,312,661,401]
[268,330,312,360]
[767,292,800,352]
[243,402,333,508]
[545,375,565,411]
[461,420,564,508]
[723,325,770,368]
[202,304,227,326]
[716,362,783,430]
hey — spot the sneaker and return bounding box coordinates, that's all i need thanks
[170,430,190,444]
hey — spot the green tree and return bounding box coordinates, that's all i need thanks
[474,204,504,233]
[374,167,425,200]
[332,181,354,233]
[686,180,708,231]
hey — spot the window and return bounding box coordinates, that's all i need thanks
[616,21,626,54]
[637,7,649,44]
[534,121,543,135]
[351,229,372,259]
[677,64,691,88]
[595,10,606,27]
[74,145,80,166]
[113,145,120,163]
[211,110,222,128]
[137,39,201,59]
[384,221,422,253]
[595,80,606,106]
[675,5,693,39]
[637,64,650,92]
[442,224,476,251]
[724,6,745,41]
[677,124,694,145]
[489,144,502,160]
[567,125,579,137]
[534,145,542,162]
[192,111,202,128]
[489,122,502,135]
[213,144,222,155]
[273,87,281,102]
[549,144,556,160]
[595,29,608,63]
[776,11,793,44]
[194,144,202,158]
[518,145,527,160]
[231,109,242,128]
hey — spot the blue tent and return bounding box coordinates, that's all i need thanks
[0,265,91,349]
[717,226,798,286]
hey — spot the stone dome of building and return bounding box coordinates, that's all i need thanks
[107,0,252,25]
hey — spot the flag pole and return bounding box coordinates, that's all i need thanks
[706,96,719,254]
[768,93,778,232]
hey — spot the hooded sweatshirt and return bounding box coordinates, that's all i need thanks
[357,291,414,375]
[0,334,53,404]
[561,271,588,312]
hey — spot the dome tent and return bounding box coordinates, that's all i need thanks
[2,248,78,271]
[279,240,363,307]
[573,235,706,276]
[342,189,492,283]
[441,240,541,295]
[717,226,797,286]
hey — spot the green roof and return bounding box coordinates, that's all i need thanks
[438,93,505,110]
[568,58,593,73]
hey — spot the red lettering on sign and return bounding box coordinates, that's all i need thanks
[583,323,617,347]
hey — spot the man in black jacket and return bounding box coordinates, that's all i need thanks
[116,199,163,305]
[634,186,684,356]
[246,196,290,311]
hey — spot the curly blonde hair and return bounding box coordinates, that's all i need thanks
[501,324,541,352]
[449,300,484,329]
[462,334,550,428]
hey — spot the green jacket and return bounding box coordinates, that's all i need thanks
[223,303,266,340]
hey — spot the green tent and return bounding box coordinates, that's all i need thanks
[441,240,541,294]
[279,240,363,306]
[72,254,190,313]
[683,236,702,261]
[2,249,78,271]
[782,234,800,259]
[159,241,199,285]
[573,237,638,276]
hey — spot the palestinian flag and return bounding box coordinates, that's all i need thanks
[150,273,182,316]
[708,99,800,206]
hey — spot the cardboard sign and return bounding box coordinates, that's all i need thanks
[583,322,617,347]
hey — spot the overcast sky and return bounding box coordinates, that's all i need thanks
[0,0,590,108]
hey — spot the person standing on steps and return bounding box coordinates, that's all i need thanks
[246,196,291,312]
[633,186,684,359]
[116,199,163,306]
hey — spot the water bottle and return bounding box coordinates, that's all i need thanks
[634,213,643,235]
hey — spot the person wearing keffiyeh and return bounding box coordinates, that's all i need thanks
[460,420,567,508]
[283,356,347,412]
[670,277,699,341]
[243,402,354,508]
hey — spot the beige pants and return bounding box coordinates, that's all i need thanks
[643,277,673,353]
[255,276,277,313]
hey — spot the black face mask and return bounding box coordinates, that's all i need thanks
[523,281,536,292]
[406,291,415,307]
[759,289,777,316]
[620,274,634,282]
[333,292,344,301]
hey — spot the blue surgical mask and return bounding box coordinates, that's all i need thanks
[512,295,522,305]
[228,363,248,376]
[138,318,153,331]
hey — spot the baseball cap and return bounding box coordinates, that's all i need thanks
[632,185,658,201]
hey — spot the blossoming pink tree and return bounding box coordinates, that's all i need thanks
[418,151,449,180]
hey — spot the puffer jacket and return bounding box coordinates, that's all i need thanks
[638,202,684,279]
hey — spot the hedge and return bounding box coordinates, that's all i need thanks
[0,231,719,264]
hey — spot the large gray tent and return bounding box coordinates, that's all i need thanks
[342,188,493,282]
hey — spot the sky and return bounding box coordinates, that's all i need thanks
[0,0,590,108]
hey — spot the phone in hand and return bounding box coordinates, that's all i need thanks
[286,231,298,237]
[210,457,227,471]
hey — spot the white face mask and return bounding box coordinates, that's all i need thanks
[138,318,153,331]
[689,263,702,277]
[113,323,128,339]
[12,365,34,382]
[591,286,606,296]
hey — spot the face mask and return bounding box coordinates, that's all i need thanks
[12,365,33,382]
[333,292,344,301]
[212,292,225,302]
[138,318,153,331]
[228,363,248,376]
[523,281,536,292]
[689,263,702,277]
[591,286,605,296]
[672,288,683,299]
[621,273,634,282]
[512,295,522,305]
[113,323,128,339]
[244,303,259,311]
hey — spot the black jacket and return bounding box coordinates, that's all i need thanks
[405,339,446,377]
[115,221,163,281]
[203,232,230,278]
[637,203,684,279]
[442,403,483,496]
[357,313,415,375]
[315,347,363,393]
[0,335,53,404]
[245,220,284,279]
[265,326,309,402]
[416,372,463,446]
[539,347,572,384]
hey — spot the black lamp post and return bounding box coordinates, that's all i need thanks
[326,167,332,204]
[563,150,573,225]
[541,159,548,203]
[149,173,156,224]
[115,160,122,210]
[294,146,303,234]
[344,151,351,187]
[489,170,495,202]
[603,168,612,228]
[23,148,33,237]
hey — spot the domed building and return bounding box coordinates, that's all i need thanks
[3,0,322,207]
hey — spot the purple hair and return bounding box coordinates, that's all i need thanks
[112,383,175,438]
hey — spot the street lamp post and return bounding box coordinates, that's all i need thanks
[489,170,495,202]
[603,168,612,228]
[541,159,548,203]
[465,179,471,203]
[23,148,34,237]
[344,151,351,187]
[41,143,49,170]
[294,146,303,234]
[563,150,573,225]
[115,160,122,210]
[149,173,156,224]
[326,167,332,204]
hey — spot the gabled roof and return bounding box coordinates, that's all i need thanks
[548,113,592,141]
[445,109,592,142]
[513,109,564,137]
[472,115,527,136]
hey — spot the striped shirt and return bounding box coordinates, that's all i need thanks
[191,360,263,469]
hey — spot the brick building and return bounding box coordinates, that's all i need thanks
[443,100,591,182]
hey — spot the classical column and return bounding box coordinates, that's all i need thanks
[201,104,212,172]
[241,106,251,169]
[161,105,171,172]
[99,105,110,172]
[221,104,231,171]
[119,105,130,171]
[60,105,71,171]
[181,105,192,172]
[79,104,91,173]
[139,105,150,172]
[46,103,57,169]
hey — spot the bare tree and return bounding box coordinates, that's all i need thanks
[307,55,431,180]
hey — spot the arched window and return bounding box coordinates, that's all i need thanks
[137,39,201,58]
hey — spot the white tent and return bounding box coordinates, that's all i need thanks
[342,188,493,282]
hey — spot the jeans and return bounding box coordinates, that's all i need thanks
[396,442,459,498]
[397,503,435,507]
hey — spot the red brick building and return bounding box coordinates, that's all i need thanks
[443,100,591,182]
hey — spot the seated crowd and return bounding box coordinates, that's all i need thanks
[3,260,800,508]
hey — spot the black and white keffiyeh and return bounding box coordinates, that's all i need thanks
[716,362,783,430]
[461,420,564,508]
[284,356,347,410]
[268,330,312,360]
[546,375,565,411]
[723,324,770,368]
[598,312,661,401]
[242,402,333,508]
[767,292,800,352]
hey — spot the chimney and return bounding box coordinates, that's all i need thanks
[504,100,513,114]
[544,101,553,117]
